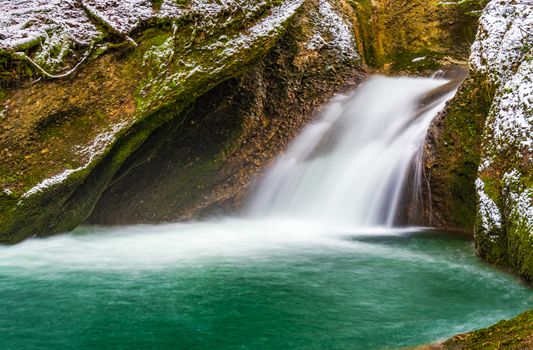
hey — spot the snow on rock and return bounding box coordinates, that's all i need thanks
[0,105,6,121]
[0,0,280,52]
[0,0,270,71]
[140,0,304,106]
[480,57,533,174]
[81,0,153,34]
[221,0,304,56]
[472,0,532,245]
[306,0,360,60]
[0,0,99,49]
[21,122,128,199]
[503,170,533,235]
[470,0,533,84]
[0,0,191,51]
[10,0,305,199]
[475,178,502,236]
[489,58,533,153]
[190,0,266,23]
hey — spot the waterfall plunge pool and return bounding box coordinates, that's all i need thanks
[0,221,532,349]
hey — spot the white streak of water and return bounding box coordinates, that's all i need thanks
[248,76,456,228]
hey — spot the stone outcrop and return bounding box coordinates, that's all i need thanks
[88,0,366,224]
[426,0,532,280]
[0,0,308,242]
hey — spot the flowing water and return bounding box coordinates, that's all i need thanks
[248,76,454,226]
[0,76,531,349]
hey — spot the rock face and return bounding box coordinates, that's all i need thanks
[353,0,482,71]
[472,0,532,281]
[0,0,308,242]
[0,0,371,242]
[426,0,532,281]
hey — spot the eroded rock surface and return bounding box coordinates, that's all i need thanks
[0,0,488,243]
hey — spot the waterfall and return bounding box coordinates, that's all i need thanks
[247,76,458,228]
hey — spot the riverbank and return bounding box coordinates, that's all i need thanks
[414,309,533,349]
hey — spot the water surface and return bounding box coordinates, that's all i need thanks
[0,221,531,350]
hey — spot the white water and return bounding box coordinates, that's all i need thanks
[248,76,456,227]
[0,75,458,270]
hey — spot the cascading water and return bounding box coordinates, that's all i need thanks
[248,76,457,227]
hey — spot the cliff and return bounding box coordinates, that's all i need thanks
[426,0,532,281]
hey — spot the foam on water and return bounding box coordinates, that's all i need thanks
[0,218,426,271]
[1,76,532,350]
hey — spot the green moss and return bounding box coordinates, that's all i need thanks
[442,309,533,349]
[429,75,494,230]
[348,0,482,72]
[0,52,34,82]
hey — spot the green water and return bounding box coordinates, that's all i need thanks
[0,223,531,350]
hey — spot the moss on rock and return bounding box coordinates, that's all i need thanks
[347,0,484,73]
[0,0,305,243]
[87,0,365,224]
[424,0,532,281]
[440,309,533,350]
[424,74,494,231]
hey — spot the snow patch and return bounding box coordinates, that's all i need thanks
[412,56,427,63]
[0,0,99,50]
[478,157,491,172]
[21,122,127,199]
[472,0,532,237]
[141,0,304,105]
[470,0,533,84]
[81,0,153,34]
[503,170,533,235]
[0,106,6,121]
[489,59,533,153]
[476,178,502,235]
[306,0,359,60]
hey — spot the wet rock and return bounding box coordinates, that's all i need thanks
[425,0,533,281]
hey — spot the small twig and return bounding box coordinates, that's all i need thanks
[15,46,92,79]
